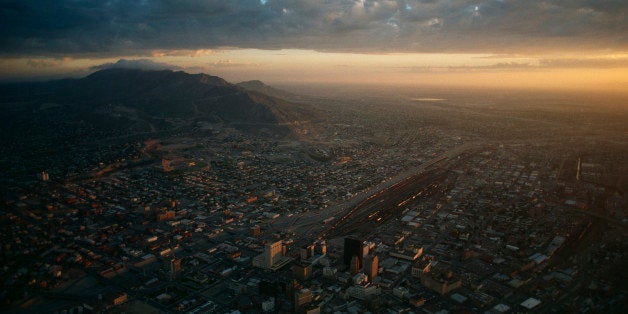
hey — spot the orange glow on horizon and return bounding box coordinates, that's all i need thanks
[1,49,627,94]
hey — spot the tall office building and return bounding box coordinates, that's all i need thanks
[364,254,378,282]
[362,243,370,259]
[253,239,292,270]
[169,257,181,274]
[349,255,361,274]
[265,240,283,268]
[167,257,181,280]
[343,237,364,267]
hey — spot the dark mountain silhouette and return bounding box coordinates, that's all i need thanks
[237,80,295,100]
[0,69,306,182]
[83,69,285,127]
[2,69,300,133]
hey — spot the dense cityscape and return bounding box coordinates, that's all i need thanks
[1,1,627,313]
[1,74,626,313]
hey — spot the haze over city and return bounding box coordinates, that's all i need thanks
[0,1,626,313]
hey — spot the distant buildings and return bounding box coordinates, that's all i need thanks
[253,240,293,270]
[39,171,49,181]
[157,210,175,221]
[168,257,181,276]
[299,241,327,265]
[347,283,381,300]
[294,288,313,312]
[413,259,461,295]
[4,92,623,313]
[300,244,315,260]
[112,292,128,306]
[161,158,173,172]
[390,246,423,261]
[251,225,261,237]
[292,262,312,281]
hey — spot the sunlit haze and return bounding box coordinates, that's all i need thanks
[2,50,628,93]
[1,1,627,93]
[1,1,627,313]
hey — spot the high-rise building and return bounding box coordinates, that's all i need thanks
[364,254,378,282]
[253,240,293,270]
[168,257,181,277]
[343,237,363,266]
[349,255,361,274]
[362,245,370,259]
[265,240,283,268]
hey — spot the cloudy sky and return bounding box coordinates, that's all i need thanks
[1,0,627,90]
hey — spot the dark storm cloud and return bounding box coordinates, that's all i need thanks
[1,0,626,56]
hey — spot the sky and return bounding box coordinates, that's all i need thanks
[1,0,627,91]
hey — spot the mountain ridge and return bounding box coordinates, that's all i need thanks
[1,68,296,135]
[0,68,313,182]
[236,80,295,100]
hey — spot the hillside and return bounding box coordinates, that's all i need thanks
[0,69,304,182]
[3,69,297,132]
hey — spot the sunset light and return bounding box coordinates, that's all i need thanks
[1,1,626,312]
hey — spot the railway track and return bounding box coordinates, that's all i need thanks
[321,168,449,239]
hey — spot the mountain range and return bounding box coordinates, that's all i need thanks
[0,68,300,135]
[0,69,308,183]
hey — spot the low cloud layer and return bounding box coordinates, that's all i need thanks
[1,0,626,56]
[90,59,181,71]
[402,56,628,72]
